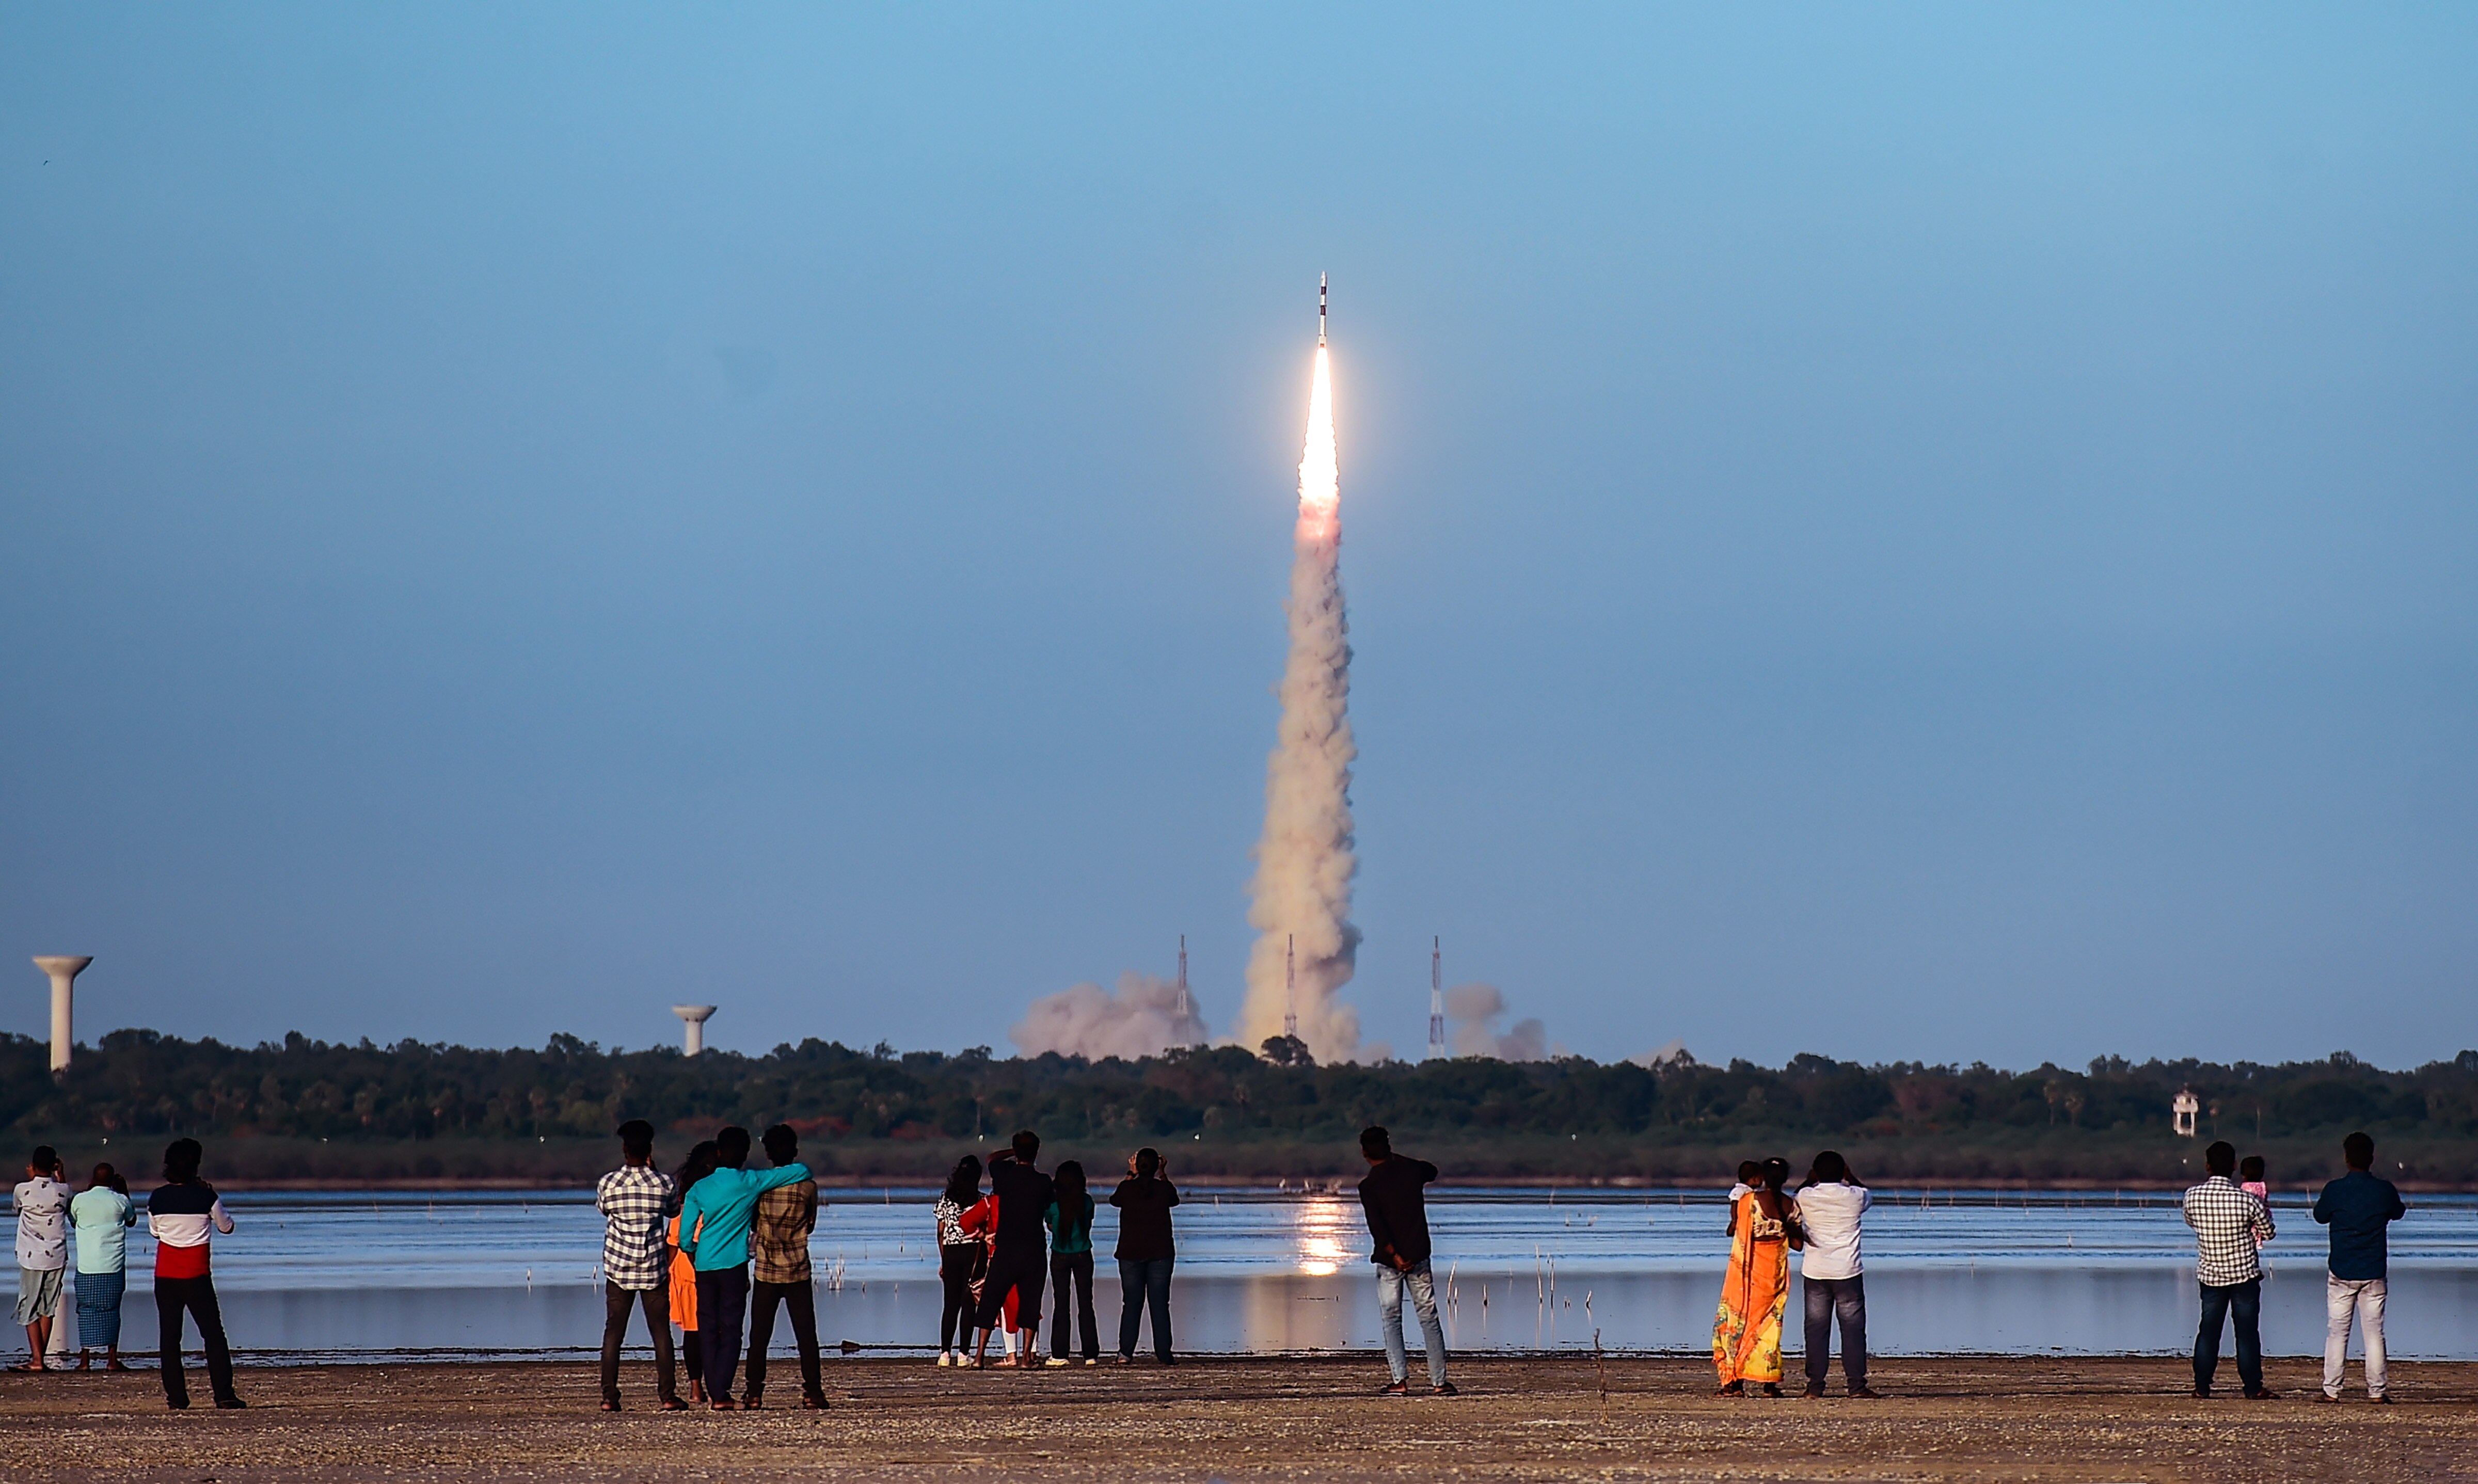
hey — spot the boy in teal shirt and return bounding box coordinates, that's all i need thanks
[676,1125,810,1408]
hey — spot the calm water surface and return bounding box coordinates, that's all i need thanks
[59,1187,2478,1362]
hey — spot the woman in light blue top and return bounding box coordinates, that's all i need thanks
[69,1162,136,1371]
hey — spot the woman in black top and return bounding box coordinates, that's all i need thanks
[1108,1147,1180,1363]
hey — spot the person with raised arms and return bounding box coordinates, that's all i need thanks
[971,1131,1055,1369]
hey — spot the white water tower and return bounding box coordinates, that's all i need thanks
[673,1004,717,1056]
[31,956,93,1074]
[2172,1088,2200,1138]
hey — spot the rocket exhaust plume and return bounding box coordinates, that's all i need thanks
[1238,282,1361,1061]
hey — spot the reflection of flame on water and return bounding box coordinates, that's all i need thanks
[1293,1196,1353,1276]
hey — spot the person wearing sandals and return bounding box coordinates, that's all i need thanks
[1713,1157,1803,1397]
[1044,1160,1100,1365]
[933,1156,984,1366]
[969,1132,1054,1369]
[70,1163,136,1372]
[667,1141,721,1403]
[594,1120,684,1412]
[12,1145,72,1371]
[1358,1126,1453,1397]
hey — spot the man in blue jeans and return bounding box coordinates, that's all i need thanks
[1357,1126,1453,1397]
[1108,1147,1179,1364]
[2182,1139,2276,1399]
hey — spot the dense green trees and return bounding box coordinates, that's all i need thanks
[5,1028,2473,1152]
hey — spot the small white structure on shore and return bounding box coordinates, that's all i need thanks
[2172,1088,2200,1138]
[31,956,93,1074]
[673,1004,717,1056]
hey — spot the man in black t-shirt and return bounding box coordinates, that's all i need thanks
[973,1130,1055,1368]
[1358,1126,1452,1395]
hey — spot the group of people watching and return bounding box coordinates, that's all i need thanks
[594,1121,1454,1401]
[2178,1132,2406,1402]
[6,1124,2416,1410]
[1712,1151,1877,1398]
[592,1118,822,1410]
[12,1139,242,1408]
[929,1134,1180,1368]
[1710,1132,2408,1402]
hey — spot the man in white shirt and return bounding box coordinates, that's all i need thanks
[1795,1151,1878,1398]
[13,1144,73,1370]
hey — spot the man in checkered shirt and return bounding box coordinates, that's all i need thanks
[2183,1139,2277,1399]
[595,1119,684,1411]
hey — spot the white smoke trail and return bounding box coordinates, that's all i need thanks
[1010,972,1210,1062]
[1237,338,1361,1061]
[1443,983,1548,1063]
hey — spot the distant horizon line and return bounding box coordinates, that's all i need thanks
[16,1026,2473,1082]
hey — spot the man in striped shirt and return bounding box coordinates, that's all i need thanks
[594,1120,682,1411]
[2183,1139,2277,1399]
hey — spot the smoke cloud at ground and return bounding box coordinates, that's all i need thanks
[1010,972,1208,1062]
[1444,982,1547,1062]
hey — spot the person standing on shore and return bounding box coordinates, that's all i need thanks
[1794,1152,1878,1399]
[594,1119,684,1412]
[1358,1126,1453,1397]
[1044,1159,1099,1366]
[676,1125,813,1409]
[667,1140,720,1403]
[2313,1130,2406,1403]
[12,1146,72,1371]
[742,1124,827,1410]
[1109,1147,1178,1365]
[971,1132,1054,1369]
[70,1163,136,1372]
[2183,1139,2276,1400]
[149,1138,243,1410]
[1714,1157,1802,1397]
[933,1156,984,1367]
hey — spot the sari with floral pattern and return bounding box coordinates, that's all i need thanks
[1712,1189,1798,1384]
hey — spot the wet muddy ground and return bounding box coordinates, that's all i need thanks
[2,1354,2472,1481]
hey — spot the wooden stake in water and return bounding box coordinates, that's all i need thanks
[1594,1328,1608,1424]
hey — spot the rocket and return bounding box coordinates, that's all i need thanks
[1318,272,1327,345]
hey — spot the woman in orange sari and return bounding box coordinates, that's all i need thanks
[1712,1157,1802,1396]
[668,1141,720,1404]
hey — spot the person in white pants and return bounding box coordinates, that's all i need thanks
[2312,1130,2406,1403]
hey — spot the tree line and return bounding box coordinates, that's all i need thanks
[6,1028,2473,1153]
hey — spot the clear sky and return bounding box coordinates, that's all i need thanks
[4,5,2473,1070]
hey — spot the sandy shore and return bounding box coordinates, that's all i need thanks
[1,1355,2471,1481]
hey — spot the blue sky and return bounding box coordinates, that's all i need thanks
[4,5,2473,1068]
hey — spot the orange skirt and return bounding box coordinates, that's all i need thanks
[669,1215,702,1330]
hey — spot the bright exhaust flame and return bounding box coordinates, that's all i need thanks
[1238,334,1361,1061]
[1297,345,1339,535]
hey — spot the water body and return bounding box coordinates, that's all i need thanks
[60,1188,2478,1362]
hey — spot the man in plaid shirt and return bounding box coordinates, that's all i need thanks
[2183,1139,2277,1399]
[595,1120,684,1411]
[742,1123,825,1409]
